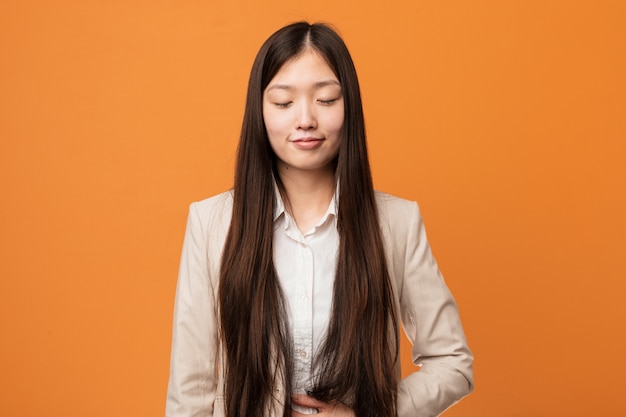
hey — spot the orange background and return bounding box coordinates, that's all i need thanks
[1,1,625,416]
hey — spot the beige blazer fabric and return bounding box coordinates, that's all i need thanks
[166,190,474,417]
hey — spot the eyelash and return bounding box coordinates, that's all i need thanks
[273,98,338,108]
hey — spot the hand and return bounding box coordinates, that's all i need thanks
[291,394,355,417]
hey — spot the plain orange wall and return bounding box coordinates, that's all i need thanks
[1,1,625,416]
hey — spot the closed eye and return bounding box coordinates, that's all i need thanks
[318,98,338,105]
[274,102,292,108]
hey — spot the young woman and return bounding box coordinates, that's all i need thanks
[166,22,473,417]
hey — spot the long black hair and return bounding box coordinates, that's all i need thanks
[219,21,399,417]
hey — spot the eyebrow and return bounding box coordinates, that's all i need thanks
[266,79,341,92]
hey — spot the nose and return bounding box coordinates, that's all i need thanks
[296,101,317,130]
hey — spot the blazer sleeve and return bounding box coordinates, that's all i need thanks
[396,201,474,417]
[166,202,220,417]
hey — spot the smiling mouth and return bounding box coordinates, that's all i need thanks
[291,137,324,149]
[291,137,322,142]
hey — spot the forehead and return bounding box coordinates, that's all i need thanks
[267,49,339,88]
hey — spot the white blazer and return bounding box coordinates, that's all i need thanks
[166,190,474,417]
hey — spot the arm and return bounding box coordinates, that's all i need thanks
[166,203,220,417]
[397,202,474,417]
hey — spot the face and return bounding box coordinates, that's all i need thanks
[263,49,344,175]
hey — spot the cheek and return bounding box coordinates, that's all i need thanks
[262,106,274,134]
[263,108,289,138]
[328,111,345,136]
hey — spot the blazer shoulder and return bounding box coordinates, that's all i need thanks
[191,190,234,212]
[375,190,420,219]
[188,190,234,235]
[374,191,425,257]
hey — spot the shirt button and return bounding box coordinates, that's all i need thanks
[300,350,307,358]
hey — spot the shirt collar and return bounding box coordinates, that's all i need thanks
[273,179,286,221]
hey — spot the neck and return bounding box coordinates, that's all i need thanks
[276,163,335,232]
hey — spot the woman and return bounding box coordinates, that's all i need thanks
[166,22,473,417]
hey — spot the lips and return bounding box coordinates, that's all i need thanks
[290,137,324,150]
[291,136,322,142]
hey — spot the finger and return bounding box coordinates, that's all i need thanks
[292,394,326,408]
